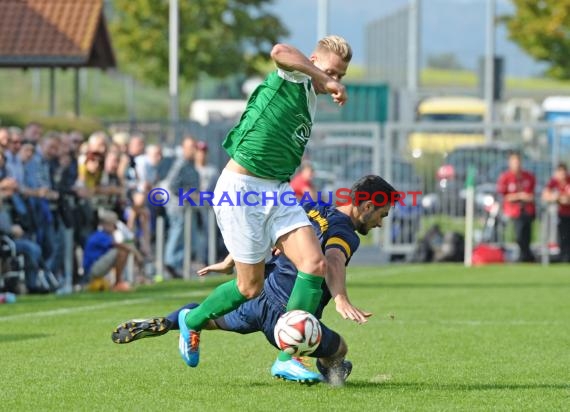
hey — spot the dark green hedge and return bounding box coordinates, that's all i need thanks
[0,112,105,135]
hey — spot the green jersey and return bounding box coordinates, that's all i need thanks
[222,69,317,181]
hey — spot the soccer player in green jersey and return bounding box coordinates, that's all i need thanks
[178,35,352,381]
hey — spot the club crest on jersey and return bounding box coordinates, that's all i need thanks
[292,114,312,146]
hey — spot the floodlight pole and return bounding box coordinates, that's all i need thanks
[169,0,179,142]
[317,0,329,41]
[407,0,420,93]
[484,0,495,143]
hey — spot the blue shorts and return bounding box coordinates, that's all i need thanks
[215,291,341,358]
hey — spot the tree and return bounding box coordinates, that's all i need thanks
[110,0,289,87]
[426,53,464,71]
[502,0,570,79]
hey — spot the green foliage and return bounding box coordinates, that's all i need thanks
[110,0,288,87]
[503,0,570,79]
[0,111,104,135]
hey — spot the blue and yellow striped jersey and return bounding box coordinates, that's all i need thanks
[263,202,360,319]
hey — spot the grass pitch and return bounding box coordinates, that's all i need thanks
[1,264,569,411]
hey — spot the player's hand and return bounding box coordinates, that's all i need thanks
[324,79,347,106]
[197,261,234,276]
[335,298,372,324]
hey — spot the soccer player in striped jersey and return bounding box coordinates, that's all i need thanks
[175,36,353,375]
[113,175,396,385]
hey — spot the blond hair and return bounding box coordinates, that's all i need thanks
[317,35,352,63]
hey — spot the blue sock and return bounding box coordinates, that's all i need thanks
[166,303,199,329]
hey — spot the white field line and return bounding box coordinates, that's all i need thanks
[0,291,207,322]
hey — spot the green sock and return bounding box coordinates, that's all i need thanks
[278,271,324,362]
[184,279,247,330]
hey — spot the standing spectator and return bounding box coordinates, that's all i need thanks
[77,151,105,192]
[194,140,219,263]
[23,122,44,163]
[135,144,163,193]
[118,132,145,196]
[194,141,219,192]
[62,131,83,183]
[290,162,317,201]
[125,191,152,258]
[98,150,126,216]
[0,128,10,152]
[86,131,109,156]
[23,122,43,146]
[5,127,23,171]
[542,163,570,262]
[164,137,200,276]
[496,152,536,262]
[9,141,33,191]
[112,132,129,155]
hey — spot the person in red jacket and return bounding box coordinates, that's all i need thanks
[496,152,536,262]
[542,163,570,262]
[290,162,318,201]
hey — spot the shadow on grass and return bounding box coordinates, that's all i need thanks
[348,380,570,391]
[0,333,51,343]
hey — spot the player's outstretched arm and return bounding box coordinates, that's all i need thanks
[270,44,347,105]
[325,248,372,324]
[197,254,235,276]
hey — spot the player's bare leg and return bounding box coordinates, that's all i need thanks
[233,261,266,299]
[277,225,327,279]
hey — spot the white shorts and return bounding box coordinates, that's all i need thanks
[212,169,311,264]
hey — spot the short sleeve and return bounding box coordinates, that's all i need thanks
[324,227,360,262]
[277,68,310,84]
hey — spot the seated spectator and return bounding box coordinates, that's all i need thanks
[496,152,536,262]
[82,210,142,292]
[0,195,54,293]
[542,163,570,262]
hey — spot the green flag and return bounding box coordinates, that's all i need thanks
[466,165,476,189]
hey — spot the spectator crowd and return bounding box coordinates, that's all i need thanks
[1,122,568,296]
[0,122,219,294]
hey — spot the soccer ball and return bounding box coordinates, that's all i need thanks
[273,310,322,356]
